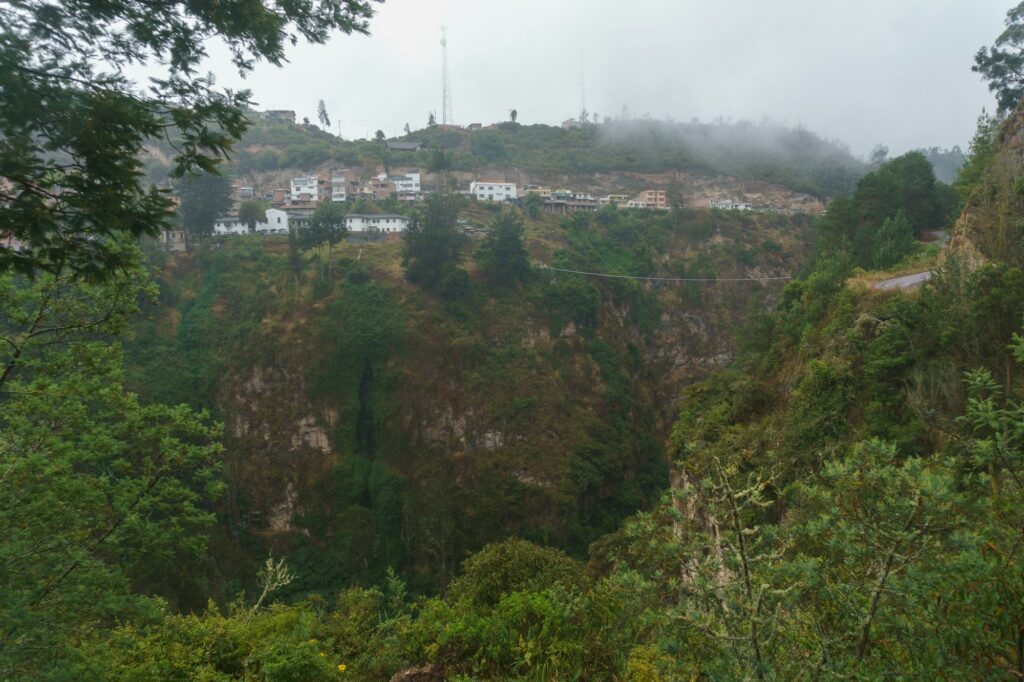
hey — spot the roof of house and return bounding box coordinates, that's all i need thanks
[346,214,409,220]
[386,141,422,151]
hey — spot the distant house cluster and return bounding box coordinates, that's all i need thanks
[708,198,753,211]
[509,185,670,214]
[209,169,420,238]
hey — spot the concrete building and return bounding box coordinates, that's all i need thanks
[214,215,247,235]
[470,181,517,202]
[378,171,421,198]
[543,191,599,215]
[524,185,552,200]
[290,176,318,204]
[636,190,668,210]
[367,179,397,201]
[330,170,349,202]
[159,229,188,252]
[600,194,630,208]
[708,199,753,211]
[345,214,409,234]
[386,141,422,152]
[214,207,290,235]
[283,203,317,228]
[255,208,290,234]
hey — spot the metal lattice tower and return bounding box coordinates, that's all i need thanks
[440,27,453,125]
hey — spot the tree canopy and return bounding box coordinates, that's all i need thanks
[475,211,531,290]
[975,1,1024,113]
[402,194,469,296]
[0,0,376,279]
[177,172,233,240]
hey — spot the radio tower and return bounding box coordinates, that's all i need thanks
[440,26,453,125]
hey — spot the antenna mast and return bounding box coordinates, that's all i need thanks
[441,26,453,125]
[579,52,588,123]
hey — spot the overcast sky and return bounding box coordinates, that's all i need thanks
[170,0,1010,157]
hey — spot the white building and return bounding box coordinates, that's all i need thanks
[470,181,517,202]
[214,215,247,235]
[214,208,290,235]
[290,176,318,203]
[345,214,409,234]
[708,199,754,211]
[330,170,348,202]
[255,208,290,233]
[377,171,421,198]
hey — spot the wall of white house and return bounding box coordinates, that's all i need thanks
[345,214,409,233]
[470,182,517,202]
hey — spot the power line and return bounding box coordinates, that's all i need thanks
[538,264,792,283]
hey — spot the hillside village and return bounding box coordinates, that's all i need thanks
[179,109,828,246]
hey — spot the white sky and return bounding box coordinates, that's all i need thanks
[153,0,1010,157]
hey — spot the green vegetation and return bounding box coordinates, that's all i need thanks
[817,151,960,269]
[177,171,233,241]
[305,201,349,278]
[474,211,531,290]
[402,194,471,297]
[0,0,376,280]
[974,1,1024,113]
[220,115,864,199]
[10,3,1024,678]
[239,199,270,233]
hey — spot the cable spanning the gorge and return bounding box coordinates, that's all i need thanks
[537,264,793,283]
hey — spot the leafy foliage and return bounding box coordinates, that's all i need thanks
[402,194,470,297]
[475,211,531,290]
[177,171,233,240]
[974,1,1024,113]
[0,263,223,678]
[0,0,377,279]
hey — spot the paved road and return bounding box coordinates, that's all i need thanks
[872,270,933,291]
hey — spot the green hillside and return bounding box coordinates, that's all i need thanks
[123,203,812,604]
[148,116,867,199]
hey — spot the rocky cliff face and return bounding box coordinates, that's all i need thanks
[130,208,808,589]
[949,109,1024,269]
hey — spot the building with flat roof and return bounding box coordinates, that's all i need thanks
[290,176,318,204]
[386,141,422,152]
[470,181,517,202]
[345,214,409,234]
[636,190,668,210]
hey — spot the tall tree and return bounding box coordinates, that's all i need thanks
[176,172,233,241]
[476,211,531,290]
[375,129,386,141]
[0,259,223,677]
[974,1,1024,113]
[238,200,269,234]
[402,194,469,295]
[0,0,377,280]
[305,201,348,279]
[318,99,331,129]
[509,108,518,123]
